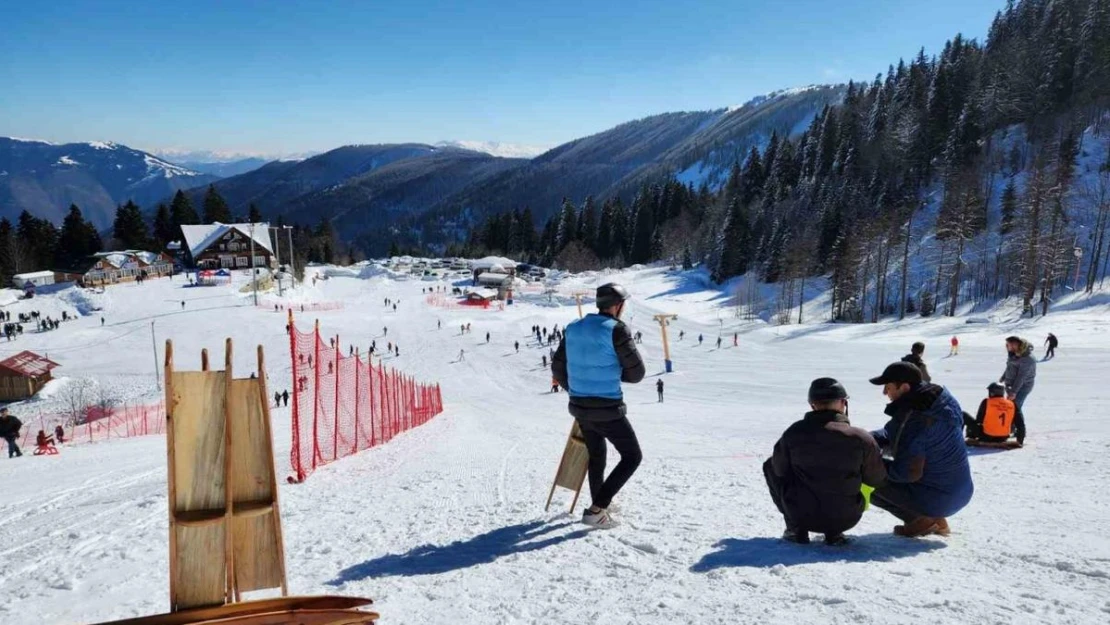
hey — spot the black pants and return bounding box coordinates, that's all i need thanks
[762,459,792,528]
[870,482,925,523]
[1046,346,1055,359]
[578,417,642,510]
[4,436,20,458]
[657,391,663,402]
[963,411,1025,443]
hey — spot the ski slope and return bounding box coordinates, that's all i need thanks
[0,267,1108,625]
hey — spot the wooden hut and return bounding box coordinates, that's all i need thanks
[0,351,60,401]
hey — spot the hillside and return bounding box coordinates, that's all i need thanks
[0,138,219,229]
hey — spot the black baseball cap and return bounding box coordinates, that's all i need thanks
[869,362,922,386]
[808,378,848,403]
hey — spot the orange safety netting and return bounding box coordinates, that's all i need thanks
[17,401,166,449]
[288,317,444,482]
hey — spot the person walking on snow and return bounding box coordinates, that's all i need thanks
[1044,333,1058,360]
[901,342,932,383]
[867,362,973,538]
[679,330,685,341]
[553,283,645,529]
[1001,336,1037,411]
[733,333,738,347]
[698,334,704,346]
[458,349,465,362]
[55,425,65,444]
[0,407,23,458]
[514,341,519,353]
[542,355,548,368]
[274,391,281,407]
[656,378,664,403]
[716,336,722,349]
[949,336,959,356]
[282,390,289,407]
[486,332,490,344]
[764,378,887,546]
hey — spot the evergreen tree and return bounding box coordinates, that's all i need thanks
[578,196,599,252]
[715,198,751,281]
[1000,178,1018,236]
[203,185,233,223]
[55,204,102,268]
[630,189,655,264]
[113,200,151,250]
[555,198,578,252]
[248,203,263,223]
[0,218,17,283]
[18,211,58,270]
[682,245,693,270]
[596,199,614,258]
[153,203,176,248]
[170,190,200,228]
[650,228,664,262]
[388,240,400,257]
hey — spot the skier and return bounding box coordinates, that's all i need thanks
[1044,333,1058,360]
[282,390,290,407]
[460,324,465,335]
[698,334,704,346]
[949,336,959,356]
[383,326,388,337]
[395,345,399,357]
[458,349,465,362]
[765,378,886,546]
[1001,336,1037,411]
[867,362,973,537]
[552,283,645,529]
[679,330,685,341]
[716,336,722,349]
[964,382,1025,447]
[901,342,932,383]
[393,304,397,311]
[0,407,22,458]
[542,355,547,368]
[656,378,664,403]
[438,320,441,330]
[733,333,738,347]
[486,332,490,344]
[514,341,519,353]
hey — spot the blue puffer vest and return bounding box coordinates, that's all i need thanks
[565,313,621,400]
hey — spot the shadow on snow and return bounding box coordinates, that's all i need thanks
[328,520,588,583]
[690,534,945,572]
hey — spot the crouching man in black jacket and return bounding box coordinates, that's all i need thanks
[553,283,645,529]
[763,378,887,545]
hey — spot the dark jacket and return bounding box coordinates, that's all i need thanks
[771,410,887,534]
[900,353,932,383]
[552,313,645,422]
[1002,340,1037,397]
[872,384,974,517]
[0,415,22,440]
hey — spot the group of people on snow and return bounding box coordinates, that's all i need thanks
[550,281,1045,543]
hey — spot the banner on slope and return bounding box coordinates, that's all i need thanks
[287,311,444,483]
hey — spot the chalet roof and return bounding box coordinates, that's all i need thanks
[180,222,273,258]
[0,351,60,378]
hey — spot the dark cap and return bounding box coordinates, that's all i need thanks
[869,362,923,386]
[596,283,630,309]
[911,341,925,354]
[987,382,1005,397]
[808,377,848,403]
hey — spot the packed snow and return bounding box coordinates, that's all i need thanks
[0,266,1108,624]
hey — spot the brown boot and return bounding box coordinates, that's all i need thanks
[894,516,941,537]
[934,518,950,536]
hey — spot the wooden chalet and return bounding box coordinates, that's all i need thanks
[0,350,60,401]
[179,222,275,270]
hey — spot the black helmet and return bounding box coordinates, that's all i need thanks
[987,382,1005,397]
[596,283,630,309]
[808,377,848,403]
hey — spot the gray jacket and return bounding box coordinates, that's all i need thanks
[1001,339,1037,396]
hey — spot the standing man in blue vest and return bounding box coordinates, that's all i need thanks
[553,283,645,529]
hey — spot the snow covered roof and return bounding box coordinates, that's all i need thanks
[180,222,273,258]
[470,256,516,271]
[13,271,55,280]
[0,351,60,378]
[93,252,131,268]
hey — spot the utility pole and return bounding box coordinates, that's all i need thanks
[285,225,295,286]
[249,222,258,306]
[151,321,160,390]
[572,292,589,319]
[270,226,283,297]
[653,314,678,373]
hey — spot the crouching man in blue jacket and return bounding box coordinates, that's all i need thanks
[868,362,974,538]
[553,283,645,529]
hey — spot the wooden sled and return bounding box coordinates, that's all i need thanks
[544,421,590,513]
[966,438,1023,449]
[90,596,379,625]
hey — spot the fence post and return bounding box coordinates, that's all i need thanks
[333,333,341,461]
[313,319,322,473]
[353,354,361,454]
[288,309,303,481]
[368,359,377,447]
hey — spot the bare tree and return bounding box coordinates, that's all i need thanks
[59,378,93,426]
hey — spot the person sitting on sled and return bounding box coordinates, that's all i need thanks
[36,430,54,448]
[964,382,1025,447]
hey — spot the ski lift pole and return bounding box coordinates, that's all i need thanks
[572,292,589,319]
[653,313,678,373]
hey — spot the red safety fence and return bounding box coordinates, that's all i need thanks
[262,300,345,313]
[288,314,444,482]
[424,294,505,311]
[17,401,166,449]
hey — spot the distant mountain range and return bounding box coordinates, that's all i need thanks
[1,84,841,252]
[0,138,219,229]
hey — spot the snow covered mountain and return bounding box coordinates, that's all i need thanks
[434,140,549,159]
[0,138,220,229]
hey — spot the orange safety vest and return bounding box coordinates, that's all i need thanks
[982,396,1016,438]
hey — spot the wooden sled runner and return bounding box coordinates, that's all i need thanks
[966,438,1023,449]
[91,339,377,624]
[544,421,590,513]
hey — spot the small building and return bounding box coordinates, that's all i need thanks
[57,250,175,287]
[179,222,275,270]
[470,256,517,283]
[0,350,60,401]
[11,271,55,290]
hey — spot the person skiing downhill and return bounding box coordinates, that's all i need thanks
[553,283,645,529]
[716,336,722,349]
[656,378,664,403]
[949,336,959,356]
[698,334,704,345]
[1044,333,1058,360]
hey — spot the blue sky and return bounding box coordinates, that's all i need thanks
[0,0,1004,157]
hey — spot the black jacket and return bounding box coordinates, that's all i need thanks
[900,353,932,383]
[551,316,645,422]
[771,410,887,533]
[0,415,22,439]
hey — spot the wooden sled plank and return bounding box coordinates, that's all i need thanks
[545,422,590,513]
[966,438,1022,449]
[228,377,282,594]
[170,369,230,610]
[91,596,376,625]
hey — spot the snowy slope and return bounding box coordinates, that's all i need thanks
[0,267,1107,624]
